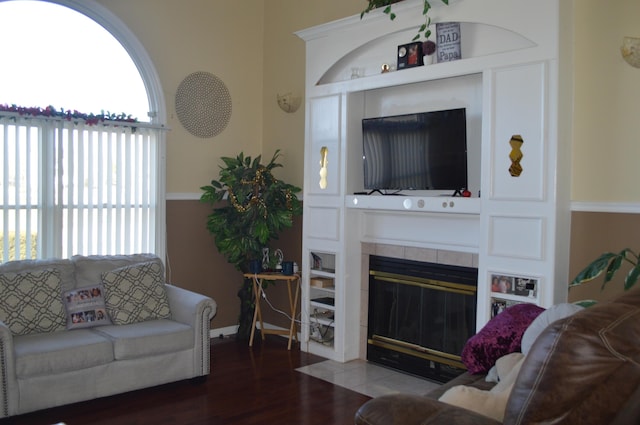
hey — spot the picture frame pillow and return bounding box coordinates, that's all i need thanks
[101,260,171,325]
[0,269,67,336]
[63,285,112,329]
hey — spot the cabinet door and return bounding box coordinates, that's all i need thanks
[478,61,565,328]
[305,95,342,196]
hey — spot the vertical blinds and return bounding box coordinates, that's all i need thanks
[0,114,164,262]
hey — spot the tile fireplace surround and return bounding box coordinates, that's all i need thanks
[358,242,479,358]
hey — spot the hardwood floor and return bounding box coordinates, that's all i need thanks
[1,336,371,425]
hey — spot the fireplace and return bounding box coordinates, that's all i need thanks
[367,255,478,382]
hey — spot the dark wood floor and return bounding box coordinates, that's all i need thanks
[1,336,370,425]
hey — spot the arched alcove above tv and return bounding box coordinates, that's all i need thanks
[316,21,536,86]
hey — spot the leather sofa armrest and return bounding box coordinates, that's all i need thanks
[355,394,502,425]
[0,321,17,418]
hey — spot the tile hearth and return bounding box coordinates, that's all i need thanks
[296,359,441,398]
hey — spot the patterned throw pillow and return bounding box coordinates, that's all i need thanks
[101,261,171,325]
[0,269,67,335]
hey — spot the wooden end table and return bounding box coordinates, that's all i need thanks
[244,272,301,350]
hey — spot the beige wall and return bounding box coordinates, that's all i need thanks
[261,1,364,186]
[97,0,266,194]
[572,0,640,202]
[94,1,640,330]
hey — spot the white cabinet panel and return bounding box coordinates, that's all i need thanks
[307,96,342,196]
[488,215,545,260]
[306,206,340,241]
[361,211,480,252]
[490,63,547,201]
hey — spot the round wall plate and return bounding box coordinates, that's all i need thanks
[175,71,232,138]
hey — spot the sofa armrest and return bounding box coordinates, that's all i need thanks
[354,394,502,425]
[164,284,217,376]
[165,284,217,326]
[0,321,17,418]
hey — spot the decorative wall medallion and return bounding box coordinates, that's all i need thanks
[509,134,524,177]
[175,71,232,138]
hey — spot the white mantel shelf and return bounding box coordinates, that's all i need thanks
[345,195,481,215]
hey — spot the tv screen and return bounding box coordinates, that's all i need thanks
[362,108,468,192]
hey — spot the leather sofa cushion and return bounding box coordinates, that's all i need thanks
[92,319,193,360]
[14,329,114,378]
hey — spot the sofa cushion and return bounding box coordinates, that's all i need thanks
[91,319,193,359]
[520,302,583,355]
[63,285,112,329]
[461,303,544,374]
[14,329,114,378]
[71,253,162,289]
[0,257,75,292]
[0,269,67,336]
[101,261,171,325]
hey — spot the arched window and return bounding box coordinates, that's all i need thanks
[0,0,166,262]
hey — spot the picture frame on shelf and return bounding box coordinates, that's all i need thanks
[397,41,423,70]
[491,297,530,318]
[490,272,539,298]
[436,22,461,63]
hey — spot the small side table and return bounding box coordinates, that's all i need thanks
[244,272,301,350]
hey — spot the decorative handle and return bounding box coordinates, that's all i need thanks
[319,146,328,189]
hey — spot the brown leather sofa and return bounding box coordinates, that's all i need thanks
[355,288,640,425]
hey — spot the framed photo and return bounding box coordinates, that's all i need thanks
[490,272,539,298]
[490,297,531,318]
[397,42,423,70]
[436,22,461,63]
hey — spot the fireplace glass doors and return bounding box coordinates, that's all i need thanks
[367,255,477,382]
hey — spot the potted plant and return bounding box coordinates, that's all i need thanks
[200,150,302,339]
[570,248,640,292]
[361,0,449,41]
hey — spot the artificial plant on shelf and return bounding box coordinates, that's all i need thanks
[200,150,302,340]
[361,0,449,41]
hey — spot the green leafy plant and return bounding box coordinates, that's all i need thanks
[200,150,302,339]
[361,0,449,41]
[570,248,640,292]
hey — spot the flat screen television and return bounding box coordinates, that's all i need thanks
[362,108,468,192]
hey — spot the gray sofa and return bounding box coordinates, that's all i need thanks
[0,254,217,418]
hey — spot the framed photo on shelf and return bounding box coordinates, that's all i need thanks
[490,297,530,318]
[490,273,539,298]
[435,22,461,63]
[397,41,423,70]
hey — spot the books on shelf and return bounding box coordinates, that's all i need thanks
[310,277,334,288]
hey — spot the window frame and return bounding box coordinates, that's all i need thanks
[0,0,167,261]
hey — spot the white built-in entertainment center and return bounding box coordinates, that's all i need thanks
[297,0,572,362]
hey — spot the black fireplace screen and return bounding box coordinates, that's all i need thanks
[367,255,477,382]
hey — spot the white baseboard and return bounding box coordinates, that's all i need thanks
[210,325,238,339]
[210,323,301,342]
